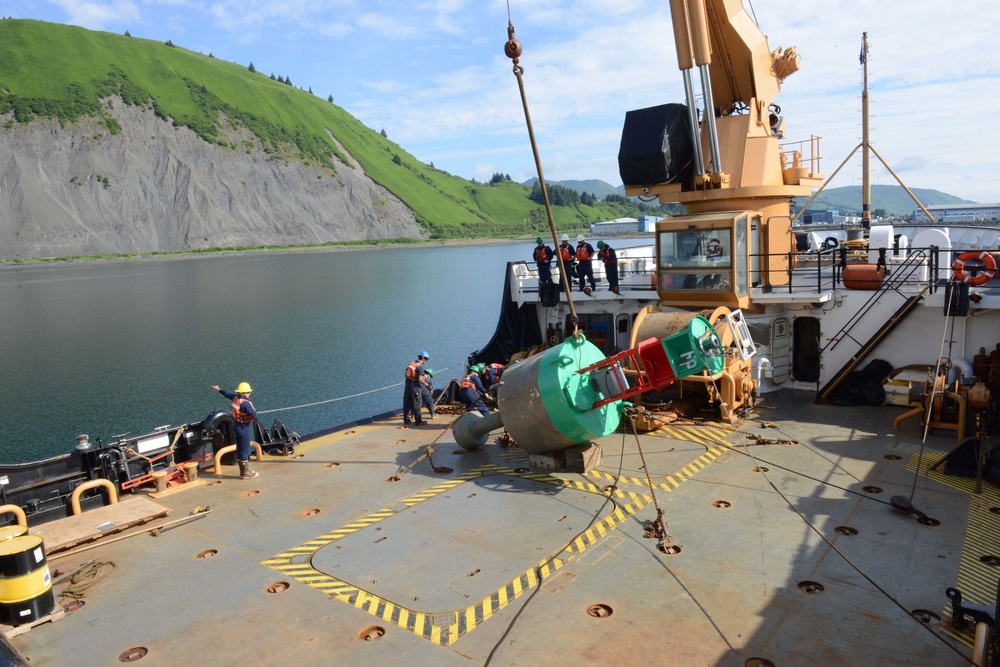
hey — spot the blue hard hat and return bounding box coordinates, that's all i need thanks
[418,350,429,359]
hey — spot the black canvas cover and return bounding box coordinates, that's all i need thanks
[618,103,695,189]
[827,359,894,407]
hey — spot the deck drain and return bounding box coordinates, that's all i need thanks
[325,462,341,468]
[243,489,260,497]
[207,480,223,486]
[883,454,902,460]
[797,581,825,594]
[660,544,682,555]
[266,581,291,594]
[587,604,613,618]
[745,660,775,667]
[514,468,530,473]
[835,526,859,536]
[301,508,321,517]
[911,609,941,626]
[196,549,218,559]
[919,516,941,526]
[358,626,385,641]
[394,440,406,444]
[600,485,616,494]
[751,466,769,473]
[711,500,731,509]
[118,646,149,662]
[863,486,883,494]
[980,555,1000,567]
[60,599,85,613]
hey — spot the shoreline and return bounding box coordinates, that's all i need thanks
[0,237,537,269]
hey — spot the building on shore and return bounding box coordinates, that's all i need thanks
[913,203,1000,223]
[590,215,659,236]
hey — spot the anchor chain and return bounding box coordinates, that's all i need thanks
[624,406,675,552]
[386,421,455,482]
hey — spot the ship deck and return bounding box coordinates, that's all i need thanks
[15,391,994,666]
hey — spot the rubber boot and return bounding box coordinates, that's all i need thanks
[238,459,259,479]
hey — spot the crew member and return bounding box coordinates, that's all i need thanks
[558,233,576,281]
[459,364,491,417]
[597,240,619,294]
[576,234,596,293]
[533,237,554,284]
[483,362,505,390]
[403,351,429,426]
[420,368,436,421]
[210,382,260,479]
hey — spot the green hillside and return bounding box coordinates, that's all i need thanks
[794,185,971,218]
[0,19,654,242]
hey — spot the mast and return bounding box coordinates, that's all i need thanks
[861,32,870,230]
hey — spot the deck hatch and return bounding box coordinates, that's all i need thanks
[262,464,651,646]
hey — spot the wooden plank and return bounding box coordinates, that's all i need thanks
[0,606,65,638]
[32,497,171,554]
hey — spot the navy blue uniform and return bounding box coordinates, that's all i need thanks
[533,243,554,284]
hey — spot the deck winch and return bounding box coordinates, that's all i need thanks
[454,312,754,456]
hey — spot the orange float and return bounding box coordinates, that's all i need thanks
[952,251,997,286]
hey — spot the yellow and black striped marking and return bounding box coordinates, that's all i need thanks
[906,453,1000,648]
[262,463,651,646]
[582,421,732,490]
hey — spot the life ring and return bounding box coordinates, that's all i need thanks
[952,251,997,286]
[706,238,723,257]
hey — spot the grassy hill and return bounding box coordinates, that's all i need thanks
[0,19,655,245]
[794,185,971,218]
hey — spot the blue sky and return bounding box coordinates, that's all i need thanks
[7,0,1000,202]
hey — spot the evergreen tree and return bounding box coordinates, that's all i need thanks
[248,62,256,73]
[380,128,388,138]
[392,153,403,165]
[165,39,174,47]
[328,94,333,103]
[124,30,131,37]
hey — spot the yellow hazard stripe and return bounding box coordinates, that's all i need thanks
[263,463,650,646]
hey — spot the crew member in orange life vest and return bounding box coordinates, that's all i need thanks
[533,237,554,284]
[558,234,576,279]
[597,240,619,294]
[211,381,260,479]
[403,351,429,426]
[482,362,504,390]
[460,364,491,416]
[575,234,596,293]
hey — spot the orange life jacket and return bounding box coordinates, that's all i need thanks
[405,361,423,381]
[231,396,254,424]
[533,246,552,263]
[460,373,479,390]
[577,245,592,261]
[599,247,615,264]
[560,244,574,261]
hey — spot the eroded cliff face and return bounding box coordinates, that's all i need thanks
[0,99,423,259]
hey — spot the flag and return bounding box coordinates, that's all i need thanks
[859,46,866,65]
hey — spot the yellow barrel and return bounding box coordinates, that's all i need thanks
[0,535,54,626]
[0,526,27,542]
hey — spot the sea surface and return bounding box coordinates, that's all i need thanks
[0,237,651,463]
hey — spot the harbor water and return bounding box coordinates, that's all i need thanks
[0,238,650,463]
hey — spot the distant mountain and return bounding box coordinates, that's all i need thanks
[523,178,621,200]
[794,185,972,217]
[523,180,973,219]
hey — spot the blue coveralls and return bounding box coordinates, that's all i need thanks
[576,242,596,291]
[420,378,435,419]
[219,390,259,461]
[403,361,425,425]
[534,244,554,284]
[459,373,491,417]
[599,245,619,292]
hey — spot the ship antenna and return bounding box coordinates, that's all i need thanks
[504,12,581,336]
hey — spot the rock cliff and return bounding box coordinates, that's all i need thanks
[0,99,423,259]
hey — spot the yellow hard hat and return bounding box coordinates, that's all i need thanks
[234,382,253,394]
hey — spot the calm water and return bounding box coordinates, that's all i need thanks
[0,238,651,463]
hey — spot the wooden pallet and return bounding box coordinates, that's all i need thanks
[0,605,65,638]
[33,497,171,554]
